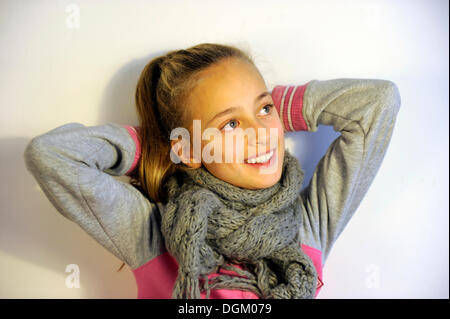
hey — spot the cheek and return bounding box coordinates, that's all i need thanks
[222,133,246,162]
[201,133,244,163]
[274,116,284,132]
[268,118,284,144]
[272,112,285,135]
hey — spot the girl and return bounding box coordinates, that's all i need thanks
[23,43,401,299]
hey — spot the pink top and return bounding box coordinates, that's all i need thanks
[132,243,324,299]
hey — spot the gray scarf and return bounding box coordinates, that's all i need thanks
[161,149,317,299]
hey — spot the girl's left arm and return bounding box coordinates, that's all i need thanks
[272,78,402,266]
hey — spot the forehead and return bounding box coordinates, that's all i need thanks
[186,58,267,121]
[195,58,264,90]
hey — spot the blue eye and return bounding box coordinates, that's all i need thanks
[223,119,238,131]
[221,104,274,131]
[261,104,274,114]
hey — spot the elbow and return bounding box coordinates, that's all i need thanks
[381,80,402,114]
[23,137,49,173]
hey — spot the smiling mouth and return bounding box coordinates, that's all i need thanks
[244,148,276,164]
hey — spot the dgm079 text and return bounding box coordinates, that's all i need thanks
[222,303,272,314]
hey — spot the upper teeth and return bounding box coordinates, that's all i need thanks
[247,150,274,164]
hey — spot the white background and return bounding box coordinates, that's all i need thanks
[0,0,448,298]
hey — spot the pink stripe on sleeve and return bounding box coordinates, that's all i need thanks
[282,86,295,131]
[271,82,310,132]
[122,125,141,176]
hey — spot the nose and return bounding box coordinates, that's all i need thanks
[247,120,275,150]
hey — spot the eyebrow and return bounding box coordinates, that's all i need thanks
[206,91,271,126]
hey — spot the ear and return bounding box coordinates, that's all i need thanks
[170,138,202,169]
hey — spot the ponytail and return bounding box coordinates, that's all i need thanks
[132,57,176,203]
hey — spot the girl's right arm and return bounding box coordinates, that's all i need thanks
[23,122,165,269]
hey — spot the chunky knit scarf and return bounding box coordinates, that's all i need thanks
[160,149,317,299]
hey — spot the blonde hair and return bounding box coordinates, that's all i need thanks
[117,43,255,272]
[130,43,254,203]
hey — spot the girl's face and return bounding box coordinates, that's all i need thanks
[174,57,285,190]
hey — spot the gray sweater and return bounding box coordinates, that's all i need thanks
[23,78,401,272]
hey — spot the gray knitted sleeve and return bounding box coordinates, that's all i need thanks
[298,78,402,265]
[23,122,163,269]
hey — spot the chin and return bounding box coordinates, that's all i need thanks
[251,174,281,189]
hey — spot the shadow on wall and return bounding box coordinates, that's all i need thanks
[1,53,166,298]
[1,137,136,298]
[9,50,340,298]
[97,50,168,126]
